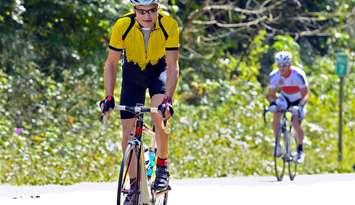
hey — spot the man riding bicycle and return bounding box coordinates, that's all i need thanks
[266,51,309,164]
[99,0,179,203]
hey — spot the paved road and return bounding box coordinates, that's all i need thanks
[1,174,354,205]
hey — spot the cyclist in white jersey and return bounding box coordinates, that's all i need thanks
[266,51,309,163]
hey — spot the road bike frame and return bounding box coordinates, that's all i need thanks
[264,107,299,181]
[112,105,169,205]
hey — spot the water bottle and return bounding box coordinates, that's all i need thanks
[146,148,156,178]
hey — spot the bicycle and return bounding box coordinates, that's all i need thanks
[102,104,170,205]
[264,106,299,181]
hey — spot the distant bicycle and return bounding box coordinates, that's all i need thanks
[103,104,170,205]
[264,106,299,181]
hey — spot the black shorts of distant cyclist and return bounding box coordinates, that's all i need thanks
[120,58,167,119]
[283,95,301,108]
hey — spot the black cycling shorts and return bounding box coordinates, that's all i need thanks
[120,58,167,119]
[284,96,301,108]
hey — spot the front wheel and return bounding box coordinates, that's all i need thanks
[156,192,168,205]
[287,136,298,181]
[274,130,285,181]
[274,152,285,181]
[151,186,170,205]
[117,145,135,205]
[288,160,297,181]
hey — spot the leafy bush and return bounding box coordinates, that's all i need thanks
[0,0,354,185]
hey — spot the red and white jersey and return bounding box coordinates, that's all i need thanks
[269,66,308,102]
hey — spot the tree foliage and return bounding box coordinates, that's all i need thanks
[0,0,354,184]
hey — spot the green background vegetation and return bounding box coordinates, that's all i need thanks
[0,0,354,185]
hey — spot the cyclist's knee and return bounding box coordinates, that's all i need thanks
[292,116,302,125]
[122,129,133,140]
[291,106,306,120]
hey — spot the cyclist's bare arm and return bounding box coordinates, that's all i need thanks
[104,49,122,97]
[266,86,277,102]
[101,49,121,124]
[299,87,309,105]
[165,50,179,99]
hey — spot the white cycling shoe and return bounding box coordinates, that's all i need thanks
[295,151,305,164]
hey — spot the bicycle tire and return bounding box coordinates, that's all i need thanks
[288,135,298,181]
[288,160,297,181]
[117,145,135,205]
[274,128,285,181]
[151,186,170,205]
[156,192,168,205]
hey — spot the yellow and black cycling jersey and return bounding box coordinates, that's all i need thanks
[109,11,179,70]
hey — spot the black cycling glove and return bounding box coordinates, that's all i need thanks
[158,96,174,117]
[99,95,115,113]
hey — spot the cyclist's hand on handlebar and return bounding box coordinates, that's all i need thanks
[99,95,115,113]
[269,101,284,112]
[158,96,174,120]
[268,103,278,113]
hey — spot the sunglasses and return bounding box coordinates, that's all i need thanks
[134,7,158,15]
[277,63,290,68]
